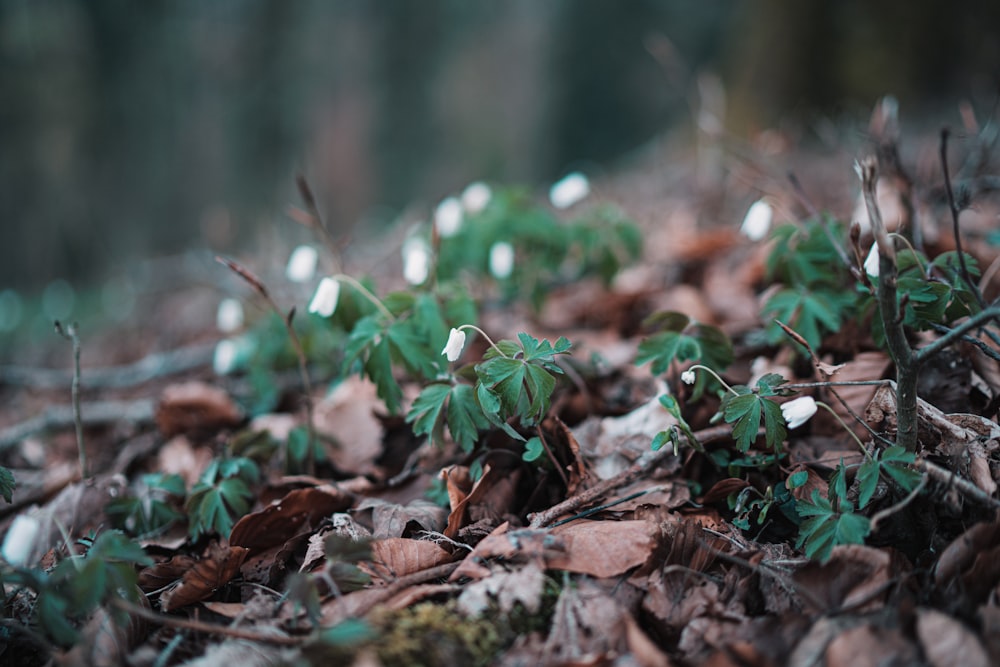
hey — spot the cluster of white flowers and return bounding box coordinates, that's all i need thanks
[549,172,590,209]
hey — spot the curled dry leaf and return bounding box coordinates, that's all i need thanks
[155,381,242,437]
[354,497,447,539]
[159,542,249,611]
[793,545,901,613]
[229,485,352,554]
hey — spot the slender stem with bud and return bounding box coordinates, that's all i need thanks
[455,324,508,358]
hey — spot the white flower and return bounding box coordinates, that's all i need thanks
[434,197,464,238]
[216,298,244,333]
[781,396,818,429]
[402,238,432,285]
[1,514,40,567]
[308,277,340,317]
[740,200,772,241]
[549,172,590,209]
[489,242,515,279]
[864,243,880,277]
[286,245,318,283]
[213,339,240,375]
[461,182,492,214]
[681,370,697,385]
[442,328,467,362]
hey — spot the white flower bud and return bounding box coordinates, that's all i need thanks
[549,172,590,209]
[489,242,515,280]
[740,200,773,241]
[216,298,244,333]
[434,197,464,238]
[442,328,467,362]
[402,239,432,285]
[213,339,239,375]
[461,182,492,215]
[681,370,697,385]
[864,243,880,277]
[286,245,318,283]
[308,277,340,317]
[781,396,817,429]
[1,514,40,566]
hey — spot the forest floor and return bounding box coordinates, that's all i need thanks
[2,111,1000,666]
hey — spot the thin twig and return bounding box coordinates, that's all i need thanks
[528,425,734,528]
[112,597,301,646]
[918,458,1000,510]
[940,128,987,309]
[927,322,1000,362]
[54,321,87,479]
[217,256,316,475]
[915,305,1000,364]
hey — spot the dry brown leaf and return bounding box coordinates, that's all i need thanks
[229,485,352,554]
[824,623,918,667]
[157,436,213,487]
[366,537,453,582]
[314,375,385,476]
[793,545,900,613]
[917,608,991,667]
[934,520,1000,601]
[355,497,447,538]
[160,542,249,611]
[155,381,242,437]
[457,562,547,618]
[546,519,657,578]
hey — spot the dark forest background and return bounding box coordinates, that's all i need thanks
[2,0,998,298]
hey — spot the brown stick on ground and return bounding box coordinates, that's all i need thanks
[528,424,736,528]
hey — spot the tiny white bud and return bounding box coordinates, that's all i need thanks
[216,298,244,333]
[489,242,515,280]
[864,243,880,277]
[461,182,492,215]
[781,396,818,429]
[286,245,318,283]
[1,514,39,567]
[308,277,340,317]
[442,327,467,362]
[681,370,697,385]
[740,200,773,241]
[213,339,239,375]
[549,172,590,209]
[403,239,431,285]
[434,197,464,238]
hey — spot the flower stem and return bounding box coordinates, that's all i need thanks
[815,401,873,462]
[686,364,738,395]
[457,324,508,358]
[334,274,395,320]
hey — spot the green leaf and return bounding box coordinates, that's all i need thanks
[319,618,377,647]
[0,465,14,503]
[796,489,870,561]
[721,391,786,453]
[186,477,253,539]
[763,287,849,350]
[787,470,809,489]
[407,383,489,452]
[522,436,544,462]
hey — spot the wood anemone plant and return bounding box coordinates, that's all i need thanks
[860,152,1000,451]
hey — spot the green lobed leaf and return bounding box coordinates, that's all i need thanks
[796,489,871,561]
[0,465,14,503]
[522,436,544,462]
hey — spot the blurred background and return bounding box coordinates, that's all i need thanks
[1,0,998,348]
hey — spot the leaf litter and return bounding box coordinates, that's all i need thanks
[4,110,1000,665]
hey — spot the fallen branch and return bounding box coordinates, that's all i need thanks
[528,424,735,528]
[0,399,156,451]
[918,458,1000,510]
[0,342,215,389]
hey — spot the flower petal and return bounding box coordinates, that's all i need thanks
[442,328,467,362]
[781,396,817,429]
